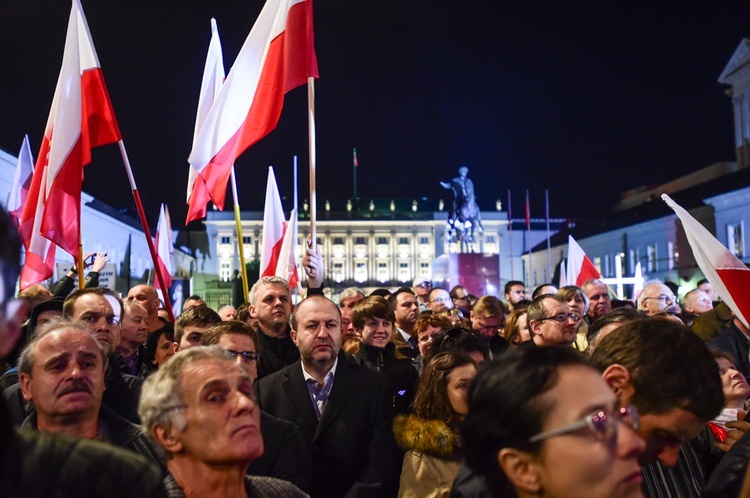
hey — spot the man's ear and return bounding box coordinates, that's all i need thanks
[529,320,542,334]
[249,305,257,318]
[19,373,33,402]
[290,329,298,346]
[601,364,635,404]
[497,448,542,495]
[152,424,183,454]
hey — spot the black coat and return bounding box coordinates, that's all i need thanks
[255,351,402,498]
[353,341,419,415]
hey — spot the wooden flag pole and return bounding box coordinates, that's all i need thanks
[77,216,85,290]
[308,77,317,251]
[230,167,250,303]
[117,140,175,322]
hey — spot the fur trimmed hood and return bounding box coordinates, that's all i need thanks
[393,414,459,459]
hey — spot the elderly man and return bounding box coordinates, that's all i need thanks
[591,320,725,496]
[139,346,305,497]
[526,294,579,348]
[338,287,365,310]
[639,281,679,317]
[127,284,167,332]
[255,295,402,498]
[681,289,713,326]
[582,278,612,322]
[218,304,236,321]
[201,321,311,492]
[18,318,161,467]
[503,280,526,311]
[115,300,149,377]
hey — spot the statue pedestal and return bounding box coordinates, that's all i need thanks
[432,253,500,298]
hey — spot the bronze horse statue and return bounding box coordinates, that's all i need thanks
[441,166,484,252]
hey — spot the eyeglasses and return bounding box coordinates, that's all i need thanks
[431,297,448,303]
[529,404,639,443]
[644,294,675,303]
[226,350,260,363]
[537,313,580,323]
[415,282,432,288]
[453,295,468,301]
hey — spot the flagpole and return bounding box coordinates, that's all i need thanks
[117,140,174,322]
[293,156,303,298]
[77,217,85,290]
[308,77,317,251]
[507,189,514,280]
[230,167,250,304]
[353,148,358,199]
[526,189,532,286]
[545,189,551,282]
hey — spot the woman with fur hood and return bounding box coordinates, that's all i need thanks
[393,351,478,497]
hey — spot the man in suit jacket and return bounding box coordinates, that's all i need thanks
[255,295,401,498]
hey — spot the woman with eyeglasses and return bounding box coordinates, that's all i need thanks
[461,346,645,498]
[393,351,478,497]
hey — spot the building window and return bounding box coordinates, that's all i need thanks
[377,236,388,245]
[728,222,745,258]
[419,236,429,245]
[242,236,251,244]
[398,262,410,282]
[485,235,496,243]
[377,262,388,282]
[647,244,657,273]
[398,237,409,245]
[355,237,366,245]
[220,262,231,282]
[333,237,344,245]
[220,236,231,244]
[354,262,367,282]
[667,241,675,270]
[419,262,430,278]
[332,262,344,283]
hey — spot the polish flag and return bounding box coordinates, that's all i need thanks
[566,235,601,287]
[7,135,35,226]
[186,18,225,225]
[277,208,300,288]
[187,0,318,210]
[260,167,286,278]
[662,194,750,327]
[155,203,173,293]
[19,0,121,289]
[558,260,567,287]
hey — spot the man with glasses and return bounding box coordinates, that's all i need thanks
[428,287,454,313]
[527,295,579,347]
[201,321,310,492]
[639,281,678,317]
[450,285,470,313]
[412,277,432,312]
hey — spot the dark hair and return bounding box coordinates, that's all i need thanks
[462,346,590,495]
[351,296,395,330]
[531,283,557,300]
[143,324,175,370]
[0,206,21,305]
[185,294,204,302]
[369,288,392,298]
[174,305,221,344]
[504,281,525,297]
[586,307,644,350]
[449,285,466,299]
[425,328,489,365]
[201,320,259,352]
[697,278,710,287]
[388,287,415,308]
[234,302,251,322]
[412,352,477,430]
[590,319,723,420]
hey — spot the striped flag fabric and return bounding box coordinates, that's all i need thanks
[187,0,318,211]
[566,235,601,287]
[155,203,173,292]
[7,135,35,225]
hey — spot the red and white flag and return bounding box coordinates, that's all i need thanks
[187,0,318,211]
[186,18,225,225]
[566,235,601,287]
[663,194,750,327]
[260,167,287,278]
[19,0,121,289]
[277,208,300,288]
[155,203,173,292]
[7,135,35,225]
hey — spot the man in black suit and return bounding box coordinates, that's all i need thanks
[255,295,401,498]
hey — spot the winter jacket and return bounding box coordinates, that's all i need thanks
[393,414,464,498]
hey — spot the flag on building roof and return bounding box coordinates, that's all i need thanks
[186,18,225,225]
[566,235,601,287]
[7,135,34,226]
[155,203,173,293]
[662,194,750,327]
[187,0,318,211]
[19,0,121,289]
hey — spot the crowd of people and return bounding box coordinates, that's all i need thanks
[2,200,750,497]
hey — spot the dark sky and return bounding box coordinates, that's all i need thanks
[2,1,750,228]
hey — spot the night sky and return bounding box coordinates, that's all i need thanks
[2,1,750,228]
